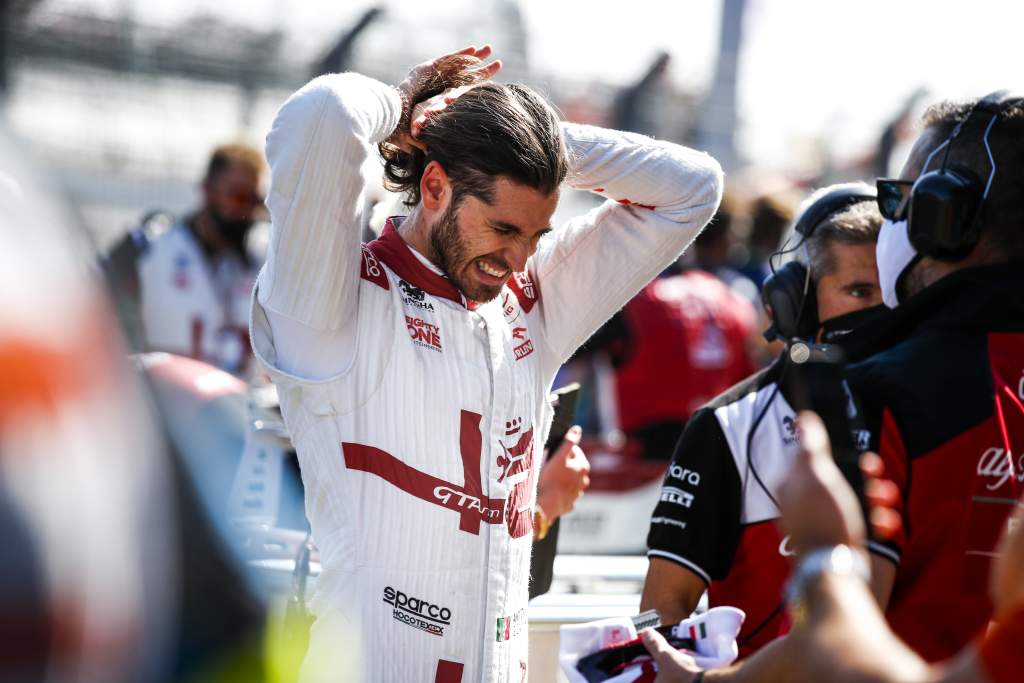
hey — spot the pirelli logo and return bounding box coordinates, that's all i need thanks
[660,487,694,508]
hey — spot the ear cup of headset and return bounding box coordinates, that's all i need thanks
[906,89,1023,261]
[761,261,817,340]
[908,166,983,261]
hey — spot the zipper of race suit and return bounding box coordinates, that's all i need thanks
[478,307,494,678]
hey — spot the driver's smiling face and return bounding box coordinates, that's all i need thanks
[429,177,559,302]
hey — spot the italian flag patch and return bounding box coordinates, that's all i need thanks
[688,623,707,640]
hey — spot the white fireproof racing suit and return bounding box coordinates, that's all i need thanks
[250,72,723,682]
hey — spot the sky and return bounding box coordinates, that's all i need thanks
[38,0,1024,170]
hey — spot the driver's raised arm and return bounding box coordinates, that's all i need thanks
[532,123,724,371]
[256,73,401,375]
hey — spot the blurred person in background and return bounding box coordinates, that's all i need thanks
[737,192,794,288]
[691,196,760,306]
[642,411,1024,682]
[248,42,722,682]
[640,183,884,657]
[104,142,266,376]
[570,265,758,461]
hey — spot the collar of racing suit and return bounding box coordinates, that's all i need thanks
[838,262,1024,363]
[367,217,481,310]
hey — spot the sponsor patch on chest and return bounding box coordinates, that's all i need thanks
[399,278,435,312]
[502,293,535,361]
[406,314,442,352]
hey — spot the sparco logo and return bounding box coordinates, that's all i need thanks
[976,447,1024,490]
[383,586,452,637]
[399,279,434,312]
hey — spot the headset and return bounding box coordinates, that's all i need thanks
[902,90,1023,261]
[761,184,877,341]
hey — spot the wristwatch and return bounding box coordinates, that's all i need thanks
[785,545,869,627]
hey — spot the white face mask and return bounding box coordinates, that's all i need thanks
[876,219,919,308]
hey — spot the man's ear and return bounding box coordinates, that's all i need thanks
[420,161,451,213]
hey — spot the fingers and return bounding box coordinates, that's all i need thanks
[442,85,474,104]
[640,629,699,679]
[860,452,884,479]
[447,45,480,58]
[871,506,903,540]
[860,452,902,539]
[640,627,672,659]
[472,59,502,80]
[796,411,830,461]
[866,478,899,508]
[551,426,582,462]
[450,44,493,58]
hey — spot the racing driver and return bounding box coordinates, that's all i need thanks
[250,45,723,682]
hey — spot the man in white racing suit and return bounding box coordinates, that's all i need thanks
[250,46,723,682]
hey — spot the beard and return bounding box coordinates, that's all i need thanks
[208,206,253,257]
[428,203,507,303]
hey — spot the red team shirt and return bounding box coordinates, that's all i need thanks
[845,270,1024,661]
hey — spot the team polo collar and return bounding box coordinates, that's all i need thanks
[366,217,480,310]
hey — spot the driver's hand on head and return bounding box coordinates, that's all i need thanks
[389,45,502,154]
[639,628,702,682]
[536,426,590,520]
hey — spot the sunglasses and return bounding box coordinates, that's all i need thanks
[876,178,914,221]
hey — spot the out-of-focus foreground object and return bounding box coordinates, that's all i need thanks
[0,127,177,681]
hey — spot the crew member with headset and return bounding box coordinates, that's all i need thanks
[639,183,889,657]
[841,91,1024,663]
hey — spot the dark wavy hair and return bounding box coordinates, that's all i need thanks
[379,56,568,208]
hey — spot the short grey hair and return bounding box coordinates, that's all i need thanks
[796,188,882,279]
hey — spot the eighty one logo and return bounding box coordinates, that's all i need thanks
[383,586,452,637]
[976,447,1024,491]
[406,315,442,352]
